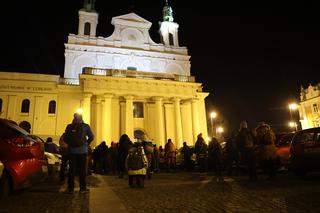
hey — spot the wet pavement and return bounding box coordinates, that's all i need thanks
[1,171,320,213]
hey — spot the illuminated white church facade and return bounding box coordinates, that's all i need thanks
[0,1,209,147]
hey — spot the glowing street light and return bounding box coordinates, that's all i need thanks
[288,103,298,111]
[288,121,297,131]
[76,108,83,114]
[217,126,224,133]
[210,111,217,137]
[288,102,298,131]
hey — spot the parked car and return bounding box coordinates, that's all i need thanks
[275,132,295,169]
[175,146,196,169]
[0,160,5,198]
[29,135,61,174]
[0,119,46,196]
[290,127,320,177]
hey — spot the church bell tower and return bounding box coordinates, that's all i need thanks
[159,0,179,47]
[78,0,98,37]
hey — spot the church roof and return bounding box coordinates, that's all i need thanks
[111,13,152,29]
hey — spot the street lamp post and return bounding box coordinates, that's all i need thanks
[210,111,217,137]
[288,103,298,131]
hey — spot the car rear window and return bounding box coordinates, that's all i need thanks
[292,132,314,144]
[0,121,29,138]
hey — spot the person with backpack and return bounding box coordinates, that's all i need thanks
[236,121,257,181]
[126,141,148,188]
[64,113,94,194]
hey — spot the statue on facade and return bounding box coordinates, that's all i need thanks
[163,0,174,22]
[84,0,96,11]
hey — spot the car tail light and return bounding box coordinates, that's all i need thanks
[8,137,35,147]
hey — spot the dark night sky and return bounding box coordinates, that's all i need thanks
[1,0,320,135]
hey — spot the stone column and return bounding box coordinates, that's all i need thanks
[124,95,134,140]
[102,94,113,143]
[197,93,209,140]
[191,98,200,141]
[81,93,92,125]
[93,96,102,147]
[173,98,183,148]
[7,95,17,121]
[154,97,165,146]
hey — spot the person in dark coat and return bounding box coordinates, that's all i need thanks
[59,133,69,182]
[181,142,192,171]
[225,131,240,176]
[44,137,59,154]
[194,133,208,173]
[208,137,224,182]
[236,121,257,181]
[118,134,133,178]
[64,113,94,194]
[109,141,119,175]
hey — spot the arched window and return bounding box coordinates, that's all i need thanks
[48,100,56,114]
[84,22,91,35]
[169,33,174,45]
[133,102,143,118]
[0,98,2,112]
[21,99,30,113]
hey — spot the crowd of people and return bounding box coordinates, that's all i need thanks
[44,115,279,191]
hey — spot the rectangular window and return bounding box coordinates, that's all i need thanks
[133,102,143,118]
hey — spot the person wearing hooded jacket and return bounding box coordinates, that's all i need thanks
[255,122,277,180]
[64,113,94,194]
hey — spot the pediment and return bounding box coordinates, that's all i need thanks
[111,13,152,28]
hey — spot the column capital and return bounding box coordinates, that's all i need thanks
[124,95,134,100]
[191,98,199,103]
[83,92,93,99]
[196,92,209,99]
[104,93,114,99]
[172,97,181,103]
[152,96,163,102]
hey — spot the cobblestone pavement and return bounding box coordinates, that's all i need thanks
[0,171,320,213]
[105,171,320,213]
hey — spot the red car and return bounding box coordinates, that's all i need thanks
[275,132,294,169]
[0,119,45,196]
[290,127,320,177]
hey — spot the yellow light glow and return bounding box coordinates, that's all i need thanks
[288,121,296,128]
[76,108,83,114]
[210,111,217,119]
[289,103,298,110]
[217,127,224,133]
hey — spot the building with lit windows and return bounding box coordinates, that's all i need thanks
[0,1,209,147]
[299,83,320,129]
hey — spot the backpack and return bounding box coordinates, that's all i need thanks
[126,147,145,170]
[65,123,87,147]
